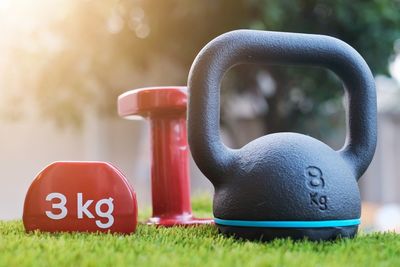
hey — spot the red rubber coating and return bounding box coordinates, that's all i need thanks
[118,86,187,117]
[23,162,137,234]
[118,86,213,227]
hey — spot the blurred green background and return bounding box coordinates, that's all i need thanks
[2,0,399,139]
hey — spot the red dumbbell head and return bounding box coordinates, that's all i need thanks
[23,162,137,234]
[118,86,187,118]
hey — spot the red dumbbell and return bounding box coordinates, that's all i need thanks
[23,162,138,233]
[118,86,213,226]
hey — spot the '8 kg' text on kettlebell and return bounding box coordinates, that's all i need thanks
[306,166,328,211]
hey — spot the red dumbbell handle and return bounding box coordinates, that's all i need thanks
[150,113,192,218]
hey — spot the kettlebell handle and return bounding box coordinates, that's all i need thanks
[188,30,377,183]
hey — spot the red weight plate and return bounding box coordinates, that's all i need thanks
[23,162,137,234]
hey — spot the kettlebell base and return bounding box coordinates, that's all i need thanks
[217,225,358,241]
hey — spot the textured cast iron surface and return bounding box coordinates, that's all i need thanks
[187,30,377,240]
[217,225,358,242]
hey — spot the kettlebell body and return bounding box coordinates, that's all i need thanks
[188,30,377,241]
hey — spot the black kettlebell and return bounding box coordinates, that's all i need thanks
[187,30,377,241]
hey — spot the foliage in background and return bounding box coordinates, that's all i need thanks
[245,0,400,142]
[1,0,400,141]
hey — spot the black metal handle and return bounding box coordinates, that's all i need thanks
[188,30,377,182]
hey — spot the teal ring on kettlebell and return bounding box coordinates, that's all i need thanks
[214,218,361,228]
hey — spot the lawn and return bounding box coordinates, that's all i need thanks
[1,196,400,267]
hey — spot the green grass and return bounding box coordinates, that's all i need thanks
[1,196,400,267]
